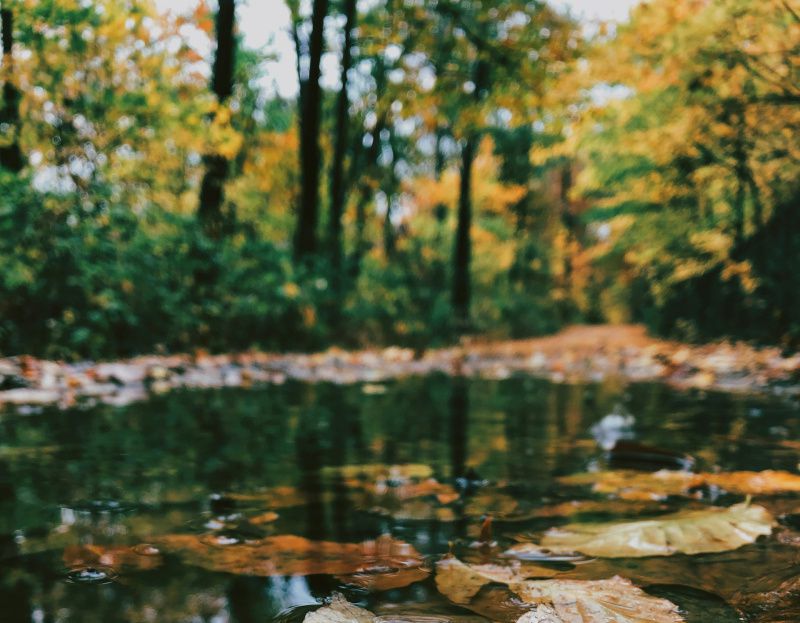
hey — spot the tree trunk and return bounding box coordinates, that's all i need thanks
[452,136,475,329]
[198,0,236,238]
[451,57,488,331]
[0,8,23,172]
[328,0,356,277]
[294,0,329,260]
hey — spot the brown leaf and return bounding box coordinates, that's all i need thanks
[63,544,163,572]
[337,566,431,592]
[559,470,800,501]
[435,557,561,605]
[510,576,684,622]
[151,533,426,577]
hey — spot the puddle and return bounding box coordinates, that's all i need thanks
[0,376,798,620]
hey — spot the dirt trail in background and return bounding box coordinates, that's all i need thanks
[1,325,798,410]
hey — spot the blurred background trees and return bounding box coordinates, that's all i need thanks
[0,0,797,359]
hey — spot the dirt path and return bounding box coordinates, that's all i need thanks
[2,325,799,410]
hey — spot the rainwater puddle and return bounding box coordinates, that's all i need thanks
[0,376,798,621]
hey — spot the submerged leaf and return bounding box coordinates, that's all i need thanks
[152,533,426,577]
[511,576,684,622]
[520,503,774,558]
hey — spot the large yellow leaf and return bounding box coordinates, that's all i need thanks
[511,576,683,623]
[512,503,774,558]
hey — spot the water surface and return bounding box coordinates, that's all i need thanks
[0,376,798,622]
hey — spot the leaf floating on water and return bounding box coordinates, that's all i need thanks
[510,576,684,623]
[522,503,774,558]
[435,557,561,605]
[63,544,163,572]
[436,558,683,622]
[303,594,493,623]
[704,471,800,496]
[733,573,800,623]
[304,594,374,623]
[151,533,426,578]
[558,471,699,501]
[559,470,800,500]
[338,566,431,592]
[532,500,670,519]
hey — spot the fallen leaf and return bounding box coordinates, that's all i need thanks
[435,557,561,605]
[559,470,800,500]
[337,566,431,591]
[733,571,800,623]
[152,533,426,577]
[63,544,163,572]
[558,471,700,501]
[248,511,280,525]
[532,500,670,519]
[704,471,800,495]
[510,576,684,622]
[304,593,374,623]
[517,503,774,558]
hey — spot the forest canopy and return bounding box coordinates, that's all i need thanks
[0,0,797,359]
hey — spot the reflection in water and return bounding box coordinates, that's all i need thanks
[449,376,469,481]
[0,376,797,621]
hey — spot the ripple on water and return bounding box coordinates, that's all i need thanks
[63,565,118,585]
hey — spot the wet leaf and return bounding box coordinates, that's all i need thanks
[518,503,774,558]
[558,471,700,501]
[645,585,741,623]
[704,471,800,496]
[464,491,524,519]
[152,533,426,577]
[733,573,800,623]
[510,576,684,622]
[338,566,431,592]
[248,511,280,525]
[63,544,163,572]
[559,470,800,500]
[532,500,671,519]
[304,594,374,623]
[435,557,562,605]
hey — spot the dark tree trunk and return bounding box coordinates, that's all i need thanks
[328,0,356,276]
[198,0,236,238]
[452,59,489,330]
[0,8,23,172]
[452,136,475,329]
[294,0,329,260]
